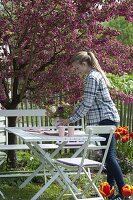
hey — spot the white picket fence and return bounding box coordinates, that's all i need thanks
[0,98,133,146]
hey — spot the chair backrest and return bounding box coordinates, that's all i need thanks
[80,127,93,167]
[0,109,47,128]
[0,109,47,145]
[86,126,116,135]
[0,109,85,144]
[0,117,6,144]
[79,125,116,168]
[0,109,46,117]
[0,109,85,128]
[75,118,85,131]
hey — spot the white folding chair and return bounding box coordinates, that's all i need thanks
[54,125,116,200]
[0,151,7,167]
[0,151,6,199]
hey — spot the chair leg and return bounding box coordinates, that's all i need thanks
[81,165,104,197]
[43,166,47,184]
[47,167,66,190]
[56,167,79,200]
[0,191,5,199]
[47,165,79,192]
[56,167,86,200]
[0,158,6,166]
[79,168,104,199]
[87,168,91,177]
[59,167,92,200]
[57,171,80,200]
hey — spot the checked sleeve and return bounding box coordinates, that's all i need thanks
[69,76,99,123]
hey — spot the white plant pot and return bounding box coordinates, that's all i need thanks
[55,117,60,128]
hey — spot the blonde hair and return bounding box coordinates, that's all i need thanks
[71,51,111,88]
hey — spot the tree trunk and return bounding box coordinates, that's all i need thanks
[7,116,17,168]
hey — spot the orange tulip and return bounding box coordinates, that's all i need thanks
[121,185,133,197]
[99,182,114,197]
[121,134,130,143]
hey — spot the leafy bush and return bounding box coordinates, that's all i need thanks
[108,73,133,94]
[115,126,133,174]
[16,151,40,171]
[104,16,133,45]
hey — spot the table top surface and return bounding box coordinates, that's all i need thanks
[5,127,106,142]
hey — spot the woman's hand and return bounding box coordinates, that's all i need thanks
[46,110,54,117]
[58,118,70,126]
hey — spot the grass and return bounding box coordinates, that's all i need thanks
[0,182,62,200]
[0,150,133,200]
[0,173,133,200]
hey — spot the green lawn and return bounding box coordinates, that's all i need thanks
[0,182,61,200]
[0,173,133,200]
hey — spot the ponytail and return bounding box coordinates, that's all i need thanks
[87,51,111,88]
[71,51,111,88]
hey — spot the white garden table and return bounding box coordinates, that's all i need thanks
[5,127,106,200]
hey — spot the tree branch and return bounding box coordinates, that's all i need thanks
[17,26,29,48]
[19,28,36,101]
[2,78,9,100]
[12,77,19,99]
[1,0,14,24]
[10,0,14,16]
[34,47,64,74]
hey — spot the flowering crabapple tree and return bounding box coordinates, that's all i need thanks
[0,0,132,167]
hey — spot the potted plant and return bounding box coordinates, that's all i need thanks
[45,102,74,126]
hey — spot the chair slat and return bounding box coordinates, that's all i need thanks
[0,136,6,143]
[86,126,116,134]
[0,109,46,117]
[0,144,58,150]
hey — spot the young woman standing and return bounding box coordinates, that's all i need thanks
[59,51,131,200]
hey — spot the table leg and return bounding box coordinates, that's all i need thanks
[31,172,59,200]
[19,163,44,189]
[33,143,80,194]
[20,141,81,199]
[0,191,5,199]
[34,143,80,190]
[18,143,47,188]
[18,142,67,189]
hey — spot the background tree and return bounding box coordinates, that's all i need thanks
[0,0,132,167]
[104,16,133,103]
[105,16,133,45]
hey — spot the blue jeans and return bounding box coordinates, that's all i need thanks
[99,119,125,193]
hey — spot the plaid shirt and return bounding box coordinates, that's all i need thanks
[69,69,120,125]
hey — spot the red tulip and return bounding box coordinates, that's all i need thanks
[115,132,121,140]
[129,132,133,139]
[116,127,123,132]
[120,129,128,136]
[99,182,114,197]
[121,134,130,143]
[121,185,133,197]
[131,186,133,194]
[123,126,128,130]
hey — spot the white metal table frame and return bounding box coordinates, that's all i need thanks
[5,127,106,200]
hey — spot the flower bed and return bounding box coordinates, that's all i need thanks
[115,126,133,174]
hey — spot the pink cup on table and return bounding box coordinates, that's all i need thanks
[58,126,65,137]
[68,126,75,137]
